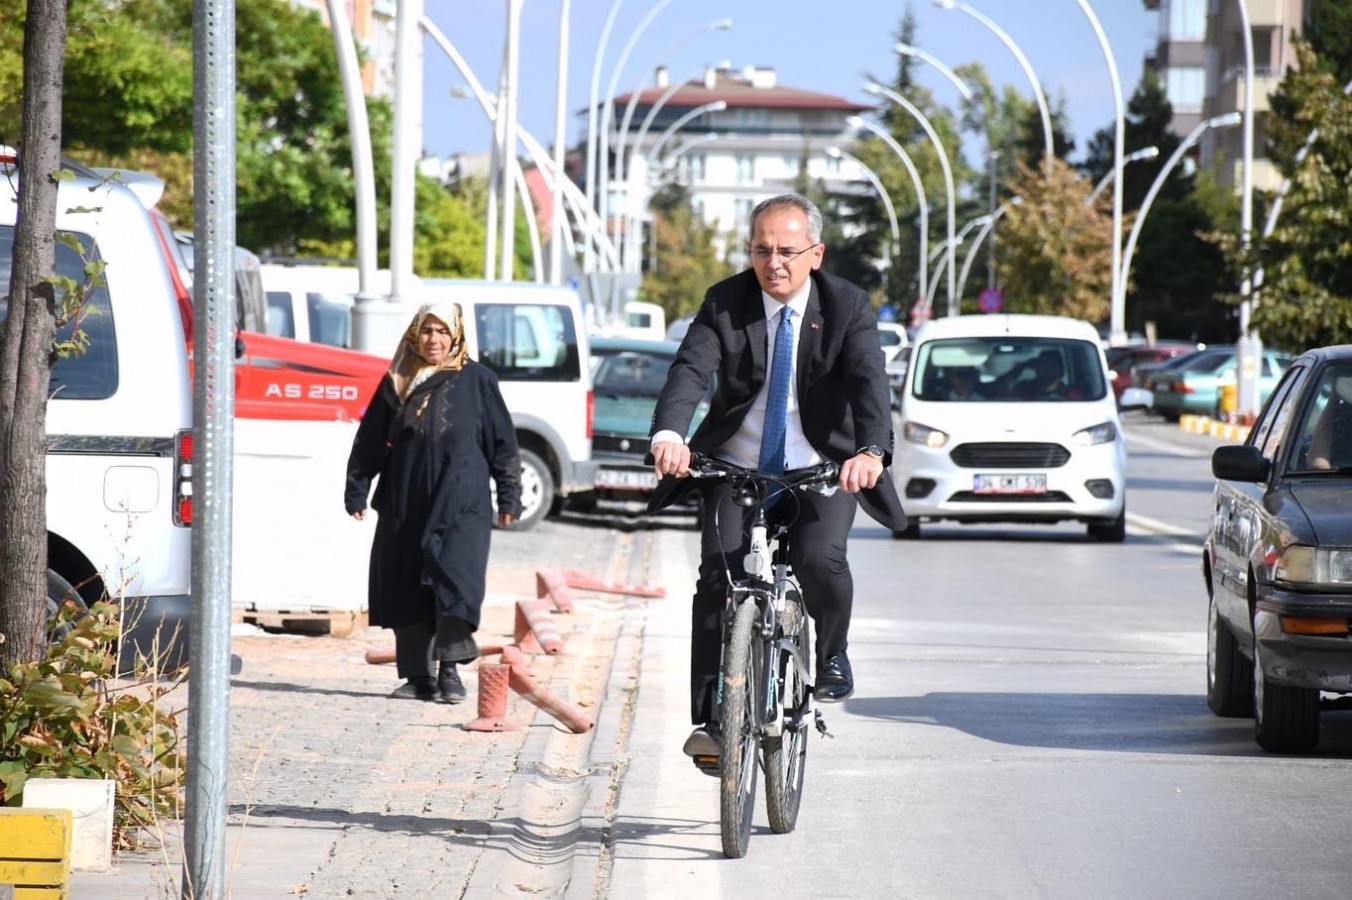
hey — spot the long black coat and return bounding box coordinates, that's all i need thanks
[345,362,521,630]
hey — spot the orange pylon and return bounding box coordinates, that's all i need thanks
[464,663,517,732]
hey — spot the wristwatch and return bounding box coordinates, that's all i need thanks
[857,445,885,459]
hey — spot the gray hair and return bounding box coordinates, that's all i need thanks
[749,193,823,244]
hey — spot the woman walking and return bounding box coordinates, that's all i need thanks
[346,299,521,702]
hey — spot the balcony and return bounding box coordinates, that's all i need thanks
[1217,157,1281,193]
[1215,67,1281,114]
[1244,0,1286,26]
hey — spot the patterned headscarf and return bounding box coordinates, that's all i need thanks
[388,298,471,401]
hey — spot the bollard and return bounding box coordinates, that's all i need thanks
[499,644,527,667]
[464,663,517,732]
[514,599,563,655]
[364,647,396,665]
[535,569,576,613]
[507,665,593,734]
[561,567,666,598]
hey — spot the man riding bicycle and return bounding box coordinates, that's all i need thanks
[647,193,909,764]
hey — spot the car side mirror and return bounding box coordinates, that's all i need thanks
[1117,386,1151,411]
[1212,444,1269,483]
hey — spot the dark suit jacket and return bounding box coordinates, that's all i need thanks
[648,268,907,530]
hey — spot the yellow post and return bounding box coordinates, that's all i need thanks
[0,808,72,899]
[1219,381,1237,419]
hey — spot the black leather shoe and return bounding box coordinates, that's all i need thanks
[814,651,854,703]
[390,677,437,701]
[437,665,467,704]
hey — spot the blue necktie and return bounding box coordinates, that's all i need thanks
[758,306,794,477]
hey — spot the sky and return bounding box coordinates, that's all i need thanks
[418,0,1160,167]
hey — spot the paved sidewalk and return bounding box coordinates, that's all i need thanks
[67,521,657,898]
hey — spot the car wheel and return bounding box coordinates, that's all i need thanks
[46,569,88,643]
[1252,633,1320,753]
[509,449,554,531]
[1087,508,1126,543]
[892,519,921,540]
[1206,592,1253,717]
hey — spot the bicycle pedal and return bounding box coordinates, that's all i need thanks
[814,709,834,739]
[692,755,721,777]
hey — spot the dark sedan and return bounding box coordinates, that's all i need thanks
[1204,345,1352,752]
[1105,341,1197,400]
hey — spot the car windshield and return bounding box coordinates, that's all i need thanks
[911,336,1108,402]
[594,350,673,398]
[1290,362,1352,473]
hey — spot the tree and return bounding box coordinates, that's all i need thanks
[996,158,1119,322]
[1235,41,1352,350]
[640,182,732,322]
[1,0,66,664]
[1302,0,1352,84]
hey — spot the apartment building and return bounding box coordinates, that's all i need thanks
[288,0,397,97]
[609,64,870,266]
[1196,0,1309,192]
[1143,0,1208,136]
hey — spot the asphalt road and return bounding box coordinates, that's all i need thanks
[601,415,1352,899]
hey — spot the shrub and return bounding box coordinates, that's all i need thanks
[0,600,186,848]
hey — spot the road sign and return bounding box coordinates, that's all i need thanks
[877,305,898,323]
[978,287,1003,313]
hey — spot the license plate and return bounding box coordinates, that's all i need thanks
[595,468,658,491]
[973,473,1047,494]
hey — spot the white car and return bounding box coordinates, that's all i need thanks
[878,321,909,365]
[892,314,1127,541]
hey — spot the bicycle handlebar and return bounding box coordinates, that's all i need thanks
[685,452,839,490]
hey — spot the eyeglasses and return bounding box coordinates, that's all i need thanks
[747,242,821,263]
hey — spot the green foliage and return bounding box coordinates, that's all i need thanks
[1236,41,1352,350]
[1303,0,1352,84]
[997,158,1117,322]
[0,601,185,849]
[640,198,733,322]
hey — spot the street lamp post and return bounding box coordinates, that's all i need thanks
[1234,0,1261,418]
[894,43,974,102]
[584,0,627,276]
[644,100,727,162]
[1072,0,1127,346]
[1119,113,1243,329]
[847,114,929,305]
[932,0,1054,169]
[863,82,958,316]
[1086,145,1160,206]
[550,0,570,285]
[828,147,901,280]
[957,198,1022,300]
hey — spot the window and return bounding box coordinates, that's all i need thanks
[734,198,754,231]
[782,155,803,178]
[1291,363,1352,472]
[688,153,706,183]
[825,154,841,176]
[474,302,580,382]
[266,291,296,338]
[735,155,755,184]
[0,226,118,400]
[910,337,1107,403]
[306,293,354,348]
[1166,67,1205,113]
[1167,0,1207,41]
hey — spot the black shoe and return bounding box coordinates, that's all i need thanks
[390,677,437,701]
[437,665,467,704]
[814,651,854,703]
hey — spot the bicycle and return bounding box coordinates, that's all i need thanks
[683,452,840,859]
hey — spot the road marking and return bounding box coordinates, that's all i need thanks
[1127,511,1200,539]
[1123,430,1211,459]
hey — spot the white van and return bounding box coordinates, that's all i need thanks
[623,300,666,342]
[893,314,1126,542]
[258,262,379,348]
[1,153,192,667]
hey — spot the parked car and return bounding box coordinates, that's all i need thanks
[582,337,708,507]
[1105,341,1198,400]
[878,321,909,365]
[1204,345,1352,752]
[1151,346,1292,420]
[892,314,1126,541]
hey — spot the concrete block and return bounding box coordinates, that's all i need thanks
[22,777,115,871]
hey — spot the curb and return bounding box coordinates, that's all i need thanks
[1179,413,1250,443]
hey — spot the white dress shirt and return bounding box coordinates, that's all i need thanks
[653,281,822,471]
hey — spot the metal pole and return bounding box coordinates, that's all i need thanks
[1086,145,1160,206]
[1120,114,1241,324]
[1234,0,1260,417]
[584,0,627,275]
[646,100,727,161]
[847,115,929,306]
[828,147,900,255]
[987,151,997,291]
[933,0,1054,170]
[324,0,380,353]
[864,82,957,316]
[895,42,974,101]
[550,0,569,285]
[1073,0,1126,346]
[184,0,234,894]
[390,0,423,303]
[498,0,522,281]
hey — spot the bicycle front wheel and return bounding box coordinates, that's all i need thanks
[720,599,762,859]
[764,587,809,834]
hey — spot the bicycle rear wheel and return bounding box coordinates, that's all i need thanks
[720,599,762,859]
[764,587,809,834]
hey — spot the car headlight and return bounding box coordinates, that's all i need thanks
[1276,546,1352,586]
[1072,421,1118,446]
[903,421,949,449]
